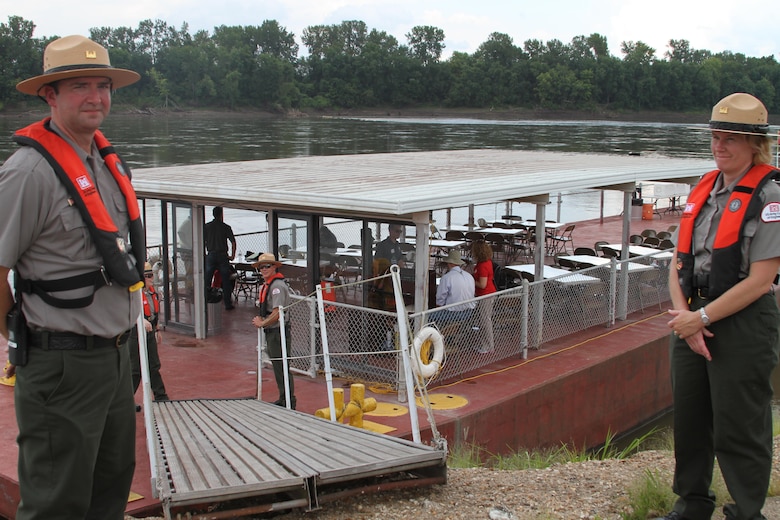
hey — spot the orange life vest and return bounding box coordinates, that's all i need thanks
[142,285,160,325]
[259,273,286,318]
[13,118,145,308]
[676,163,779,299]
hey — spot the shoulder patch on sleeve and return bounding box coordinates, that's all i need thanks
[271,287,281,295]
[761,202,780,222]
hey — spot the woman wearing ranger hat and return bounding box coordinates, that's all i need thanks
[661,93,780,520]
[0,35,142,519]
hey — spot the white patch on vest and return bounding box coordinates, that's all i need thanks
[728,199,742,212]
[684,202,695,214]
[76,175,93,190]
[761,202,780,222]
[272,287,281,295]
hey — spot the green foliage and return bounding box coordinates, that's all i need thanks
[446,442,485,468]
[3,15,780,114]
[622,470,676,520]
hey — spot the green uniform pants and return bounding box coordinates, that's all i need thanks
[129,328,169,400]
[265,325,295,405]
[15,341,136,520]
[670,294,779,520]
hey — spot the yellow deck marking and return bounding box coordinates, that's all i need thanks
[416,393,469,410]
[365,402,408,417]
[361,420,396,434]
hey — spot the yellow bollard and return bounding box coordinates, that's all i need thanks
[0,360,15,387]
[315,387,346,420]
[315,384,377,429]
[342,383,377,428]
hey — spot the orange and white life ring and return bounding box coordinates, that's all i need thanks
[412,326,444,379]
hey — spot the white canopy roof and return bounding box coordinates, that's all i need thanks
[131,149,711,218]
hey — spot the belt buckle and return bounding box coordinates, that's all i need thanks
[115,329,130,348]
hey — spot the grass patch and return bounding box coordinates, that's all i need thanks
[622,470,676,520]
[448,427,665,471]
[446,442,485,468]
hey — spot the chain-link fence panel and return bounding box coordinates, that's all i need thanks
[281,289,403,389]
[278,255,672,390]
[234,231,268,259]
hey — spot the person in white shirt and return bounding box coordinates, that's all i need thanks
[430,250,476,325]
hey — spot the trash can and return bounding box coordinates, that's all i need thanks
[642,203,655,220]
[207,302,222,334]
[631,198,643,220]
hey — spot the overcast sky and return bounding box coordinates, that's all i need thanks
[2,0,777,60]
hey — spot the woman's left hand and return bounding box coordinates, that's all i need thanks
[667,308,714,360]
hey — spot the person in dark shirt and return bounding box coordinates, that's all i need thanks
[204,207,237,310]
[374,224,404,266]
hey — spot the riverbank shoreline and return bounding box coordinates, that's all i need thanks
[0,104,709,124]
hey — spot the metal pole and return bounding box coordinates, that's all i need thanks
[315,284,338,422]
[256,327,264,400]
[278,307,292,409]
[136,293,159,493]
[390,265,421,443]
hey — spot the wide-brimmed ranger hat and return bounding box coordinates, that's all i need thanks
[252,253,283,268]
[699,92,777,137]
[16,35,140,95]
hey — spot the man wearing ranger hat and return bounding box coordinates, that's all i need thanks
[251,253,297,409]
[0,35,143,519]
[662,93,780,520]
[128,262,169,408]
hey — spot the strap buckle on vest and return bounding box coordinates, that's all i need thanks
[100,266,112,287]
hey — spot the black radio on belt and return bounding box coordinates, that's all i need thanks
[7,302,28,367]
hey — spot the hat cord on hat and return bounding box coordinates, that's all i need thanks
[709,120,769,134]
[45,63,113,75]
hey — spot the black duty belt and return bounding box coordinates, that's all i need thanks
[28,328,133,350]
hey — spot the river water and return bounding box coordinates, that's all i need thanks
[0,112,716,233]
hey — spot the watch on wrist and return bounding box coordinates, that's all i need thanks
[699,306,711,326]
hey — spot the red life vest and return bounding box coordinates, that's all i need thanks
[259,273,286,318]
[13,118,146,308]
[142,286,160,325]
[676,163,779,299]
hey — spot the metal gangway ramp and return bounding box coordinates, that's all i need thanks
[149,398,446,519]
[138,269,447,519]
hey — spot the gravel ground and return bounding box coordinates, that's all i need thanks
[127,438,780,520]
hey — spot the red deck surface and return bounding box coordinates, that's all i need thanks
[0,213,680,519]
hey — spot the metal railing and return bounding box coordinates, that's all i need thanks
[271,252,671,397]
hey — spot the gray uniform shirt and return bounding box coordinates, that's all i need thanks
[264,277,290,329]
[693,169,780,277]
[0,121,141,336]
